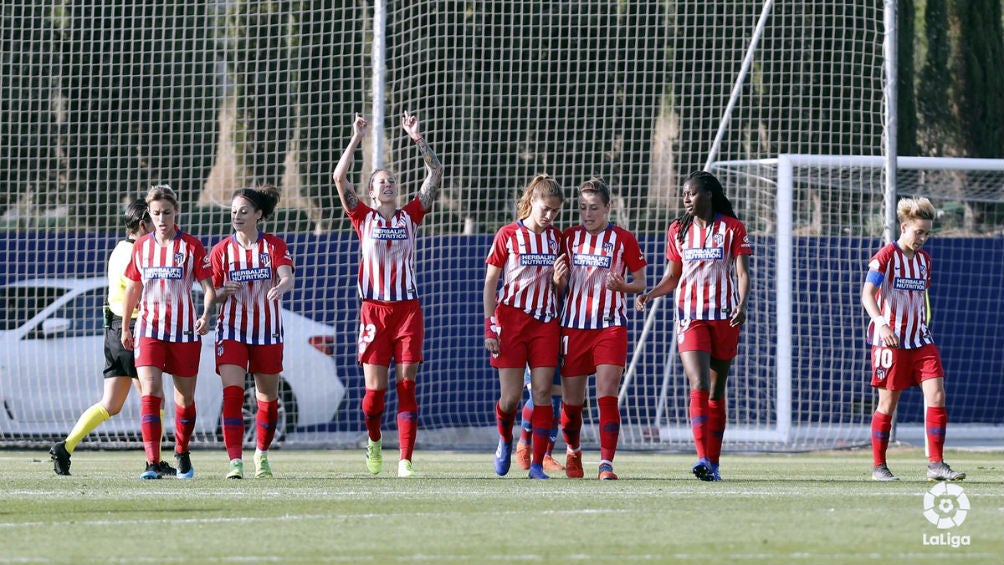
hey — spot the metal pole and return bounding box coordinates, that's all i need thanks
[371,0,387,169]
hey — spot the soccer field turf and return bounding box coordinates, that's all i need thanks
[1,447,1001,565]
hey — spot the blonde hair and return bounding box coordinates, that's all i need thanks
[897,197,936,223]
[515,174,563,219]
[145,184,179,210]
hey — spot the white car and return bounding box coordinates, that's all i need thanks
[0,277,345,446]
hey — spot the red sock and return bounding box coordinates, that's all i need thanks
[222,386,244,460]
[495,402,516,443]
[707,397,727,465]
[926,406,948,463]
[256,398,279,452]
[597,396,620,463]
[174,402,197,454]
[141,395,162,463]
[396,380,418,461]
[519,401,534,444]
[531,405,553,465]
[689,390,710,460]
[871,410,893,466]
[561,403,583,452]
[361,388,385,442]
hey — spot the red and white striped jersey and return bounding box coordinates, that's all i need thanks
[349,197,426,302]
[666,214,752,321]
[866,242,935,349]
[560,223,647,329]
[487,220,563,323]
[124,228,212,343]
[210,232,295,345]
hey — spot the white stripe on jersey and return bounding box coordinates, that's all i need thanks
[561,226,637,329]
[352,200,423,301]
[491,222,561,322]
[671,216,747,321]
[870,243,934,349]
[131,233,202,342]
[213,235,290,345]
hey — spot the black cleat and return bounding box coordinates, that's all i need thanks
[140,461,162,480]
[49,441,71,476]
[157,460,178,477]
[175,451,194,479]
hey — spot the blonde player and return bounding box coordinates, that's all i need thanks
[332,111,443,478]
[862,197,965,482]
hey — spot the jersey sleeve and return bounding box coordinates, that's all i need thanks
[485,225,511,268]
[270,236,295,272]
[403,196,427,225]
[665,222,682,263]
[124,240,142,281]
[209,240,227,288]
[731,219,753,257]
[191,236,212,281]
[619,228,647,271]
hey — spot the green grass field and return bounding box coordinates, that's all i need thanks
[1,447,1001,565]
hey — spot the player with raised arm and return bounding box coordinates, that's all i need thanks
[120,185,216,480]
[484,174,567,480]
[332,111,443,478]
[49,199,176,476]
[862,197,965,482]
[559,178,647,480]
[210,185,294,479]
[636,171,751,481]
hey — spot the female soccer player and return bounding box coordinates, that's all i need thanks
[50,199,175,476]
[861,197,965,482]
[559,178,647,480]
[331,111,443,478]
[121,184,216,480]
[636,171,751,482]
[484,173,567,480]
[210,184,294,479]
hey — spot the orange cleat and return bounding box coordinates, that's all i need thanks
[565,450,584,479]
[515,442,531,470]
[598,463,618,480]
[542,454,565,472]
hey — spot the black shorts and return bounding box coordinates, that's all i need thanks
[104,317,138,379]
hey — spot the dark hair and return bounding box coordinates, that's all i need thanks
[233,184,281,220]
[515,173,563,219]
[578,177,610,206]
[124,198,149,231]
[675,171,738,244]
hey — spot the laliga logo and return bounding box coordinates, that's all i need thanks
[922,483,971,549]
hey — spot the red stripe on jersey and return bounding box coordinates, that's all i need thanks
[487,221,562,322]
[666,215,752,321]
[125,229,210,343]
[349,197,426,302]
[867,242,934,349]
[561,224,647,329]
[211,233,294,345]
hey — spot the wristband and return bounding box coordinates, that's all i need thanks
[871,316,888,328]
[484,316,500,340]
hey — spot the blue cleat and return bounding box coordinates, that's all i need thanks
[692,458,713,481]
[175,451,194,479]
[709,461,722,481]
[494,438,512,476]
[140,462,162,480]
[527,462,549,480]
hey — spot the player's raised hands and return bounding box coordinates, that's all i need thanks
[402,110,423,142]
[352,113,369,138]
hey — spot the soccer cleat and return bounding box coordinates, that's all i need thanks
[598,463,618,480]
[515,442,531,470]
[709,462,722,482]
[927,461,966,481]
[140,461,162,480]
[872,464,900,481]
[542,454,565,472]
[692,458,713,481]
[226,458,244,480]
[365,438,383,475]
[254,452,272,479]
[564,450,584,479]
[49,441,71,476]
[494,438,513,476]
[157,460,178,477]
[175,451,194,479]
[528,462,549,480]
[398,459,415,478]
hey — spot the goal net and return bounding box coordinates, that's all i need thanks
[4,2,998,453]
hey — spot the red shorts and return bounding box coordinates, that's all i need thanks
[135,337,202,377]
[560,326,628,377]
[871,344,944,390]
[215,340,284,375]
[676,318,741,360]
[358,299,424,365]
[491,303,559,369]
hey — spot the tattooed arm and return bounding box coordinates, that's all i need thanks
[402,111,444,212]
[331,113,368,213]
